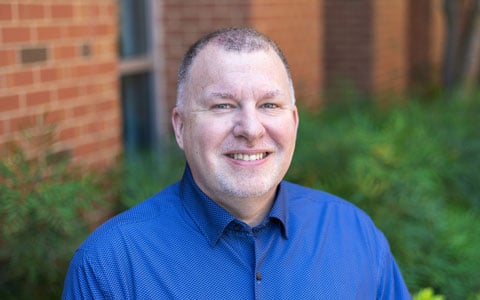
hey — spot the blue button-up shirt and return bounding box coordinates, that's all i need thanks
[62,166,411,299]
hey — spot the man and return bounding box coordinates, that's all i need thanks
[63,28,411,299]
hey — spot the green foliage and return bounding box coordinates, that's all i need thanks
[413,288,445,300]
[0,124,102,299]
[286,92,480,299]
[110,142,185,212]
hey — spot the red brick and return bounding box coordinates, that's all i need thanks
[0,49,17,67]
[0,3,13,21]
[74,141,98,156]
[84,82,101,95]
[73,104,91,117]
[59,126,78,140]
[105,3,117,17]
[18,4,45,20]
[9,115,37,132]
[39,67,59,82]
[37,26,62,41]
[45,109,66,124]
[86,121,104,134]
[96,61,117,74]
[72,64,94,78]
[101,135,121,152]
[57,86,80,100]
[0,95,20,112]
[1,26,31,43]
[7,70,34,87]
[67,25,90,38]
[53,45,77,60]
[94,24,115,36]
[0,121,6,137]
[25,90,52,107]
[95,99,116,112]
[51,4,74,19]
[78,4,101,18]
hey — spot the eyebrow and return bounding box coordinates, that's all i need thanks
[208,89,282,100]
[262,89,281,99]
[209,91,236,99]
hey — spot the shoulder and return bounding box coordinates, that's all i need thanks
[281,181,369,216]
[63,182,187,296]
[79,182,182,252]
[281,180,385,244]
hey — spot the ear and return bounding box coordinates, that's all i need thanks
[171,107,185,150]
[292,105,299,132]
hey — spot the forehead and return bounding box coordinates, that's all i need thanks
[187,45,290,92]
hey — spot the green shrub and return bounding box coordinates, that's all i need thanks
[0,123,102,299]
[111,142,185,211]
[286,92,480,299]
[413,288,444,300]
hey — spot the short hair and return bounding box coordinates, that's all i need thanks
[176,27,295,108]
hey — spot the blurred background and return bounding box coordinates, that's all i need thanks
[0,0,479,299]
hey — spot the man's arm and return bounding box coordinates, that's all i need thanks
[376,240,412,300]
[62,249,109,300]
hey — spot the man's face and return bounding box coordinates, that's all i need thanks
[172,45,298,205]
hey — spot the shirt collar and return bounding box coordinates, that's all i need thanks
[179,165,289,247]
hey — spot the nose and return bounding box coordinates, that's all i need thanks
[232,106,265,145]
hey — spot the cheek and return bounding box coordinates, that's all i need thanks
[267,120,297,147]
[185,120,228,153]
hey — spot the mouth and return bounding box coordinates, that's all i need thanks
[227,152,269,161]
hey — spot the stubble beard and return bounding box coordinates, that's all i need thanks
[213,164,283,201]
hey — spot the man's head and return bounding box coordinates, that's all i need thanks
[176,28,295,109]
[172,27,298,211]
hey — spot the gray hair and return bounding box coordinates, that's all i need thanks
[176,27,295,108]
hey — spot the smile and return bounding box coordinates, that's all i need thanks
[227,153,268,161]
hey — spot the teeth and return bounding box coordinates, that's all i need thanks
[230,153,267,161]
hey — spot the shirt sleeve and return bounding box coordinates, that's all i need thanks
[376,237,412,300]
[62,248,110,300]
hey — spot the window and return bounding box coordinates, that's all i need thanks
[120,72,153,154]
[118,0,163,156]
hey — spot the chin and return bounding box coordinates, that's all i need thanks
[218,178,278,199]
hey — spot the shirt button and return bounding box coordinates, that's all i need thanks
[256,272,262,281]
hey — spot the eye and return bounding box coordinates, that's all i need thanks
[261,103,278,109]
[212,103,234,110]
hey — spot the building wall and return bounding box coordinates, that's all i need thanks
[0,0,446,165]
[0,1,121,165]
[372,0,408,95]
[250,0,323,106]
[408,0,445,87]
[324,0,374,94]
[161,0,323,110]
[324,0,443,98]
[161,0,251,111]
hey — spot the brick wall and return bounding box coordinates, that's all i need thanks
[324,0,374,94]
[161,0,323,109]
[408,0,445,87]
[251,0,323,106]
[161,0,250,111]
[0,0,446,165]
[372,0,408,95]
[430,0,444,74]
[0,1,121,166]
[324,0,443,98]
